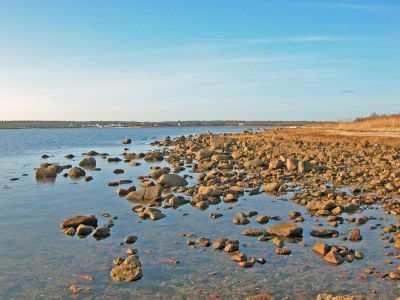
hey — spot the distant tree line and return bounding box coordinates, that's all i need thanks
[0,120,312,129]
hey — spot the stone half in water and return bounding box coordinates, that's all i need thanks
[110,255,143,282]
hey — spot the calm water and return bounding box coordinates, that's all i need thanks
[0,128,398,299]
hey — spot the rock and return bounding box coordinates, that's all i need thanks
[231,252,247,262]
[144,185,163,201]
[238,261,254,268]
[79,157,96,168]
[168,196,189,207]
[349,229,362,241]
[76,224,93,236]
[122,139,131,144]
[210,213,223,219]
[232,213,250,225]
[65,154,75,159]
[224,242,239,252]
[268,223,303,237]
[158,174,188,187]
[113,169,124,174]
[68,167,86,177]
[35,165,59,178]
[383,224,397,233]
[298,160,313,173]
[195,149,214,161]
[264,182,280,193]
[310,229,339,238]
[198,185,222,197]
[271,237,284,248]
[110,255,142,282]
[143,207,165,220]
[354,250,364,259]
[312,242,330,255]
[389,272,400,280]
[256,215,269,224]
[62,227,76,236]
[244,159,264,169]
[269,159,283,170]
[124,235,138,244]
[93,226,110,239]
[60,215,98,230]
[286,157,298,171]
[324,249,344,265]
[224,193,238,202]
[242,228,265,237]
[126,189,146,201]
[275,247,291,255]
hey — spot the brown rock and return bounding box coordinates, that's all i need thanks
[268,223,303,237]
[110,255,142,282]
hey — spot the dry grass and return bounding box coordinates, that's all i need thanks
[317,114,400,132]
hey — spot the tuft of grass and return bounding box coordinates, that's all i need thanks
[318,113,400,131]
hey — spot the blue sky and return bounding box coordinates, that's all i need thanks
[0,0,399,121]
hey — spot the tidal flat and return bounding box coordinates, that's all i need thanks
[0,127,399,300]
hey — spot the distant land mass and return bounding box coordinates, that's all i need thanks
[0,120,311,129]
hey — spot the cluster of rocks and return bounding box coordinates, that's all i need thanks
[60,215,112,240]
[312,241,364,265]
[184,234,266,269]
[51,128,399,289]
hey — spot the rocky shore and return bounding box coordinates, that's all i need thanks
[36,127,400,298]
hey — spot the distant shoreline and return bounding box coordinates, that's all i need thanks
[0,121,310,129]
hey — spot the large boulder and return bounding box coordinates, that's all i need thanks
[264,182,281,193]
[68,167,86,177]
[324,249,344,265]
[244,159,264,169]
[158,174,188,187]
[126,189,146,201]
[198,185,222,197]
[110,255,142,282]
[267,223,303,237]
[210,136,225,150]
[269,159,283,170]
[149,168,169,179]
[286,157,298,171]
[35,165,59,178]
[298,160,313,173]
[195,149,214,161]
[144,185,163,201]
[79,157,96,168]
[143,207,165,220]
[232,213,250,225]
[60,215,98,230]
[126,185,163,202]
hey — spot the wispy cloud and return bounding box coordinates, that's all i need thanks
[191,35,351,46]
[306,2,400,14]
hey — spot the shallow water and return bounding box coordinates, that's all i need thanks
[0,127,398,299]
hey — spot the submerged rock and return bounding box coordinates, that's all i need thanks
[79,157,96,168]
[232,213,250,225]
[68,167,86,177]
[110,255,142,282]
[268,223,303,237]
[93,226,110,239]
[324,249,344,265]
[60,215,98,230]
[310,229,339,238]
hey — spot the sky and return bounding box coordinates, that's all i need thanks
[0,0,399,121]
